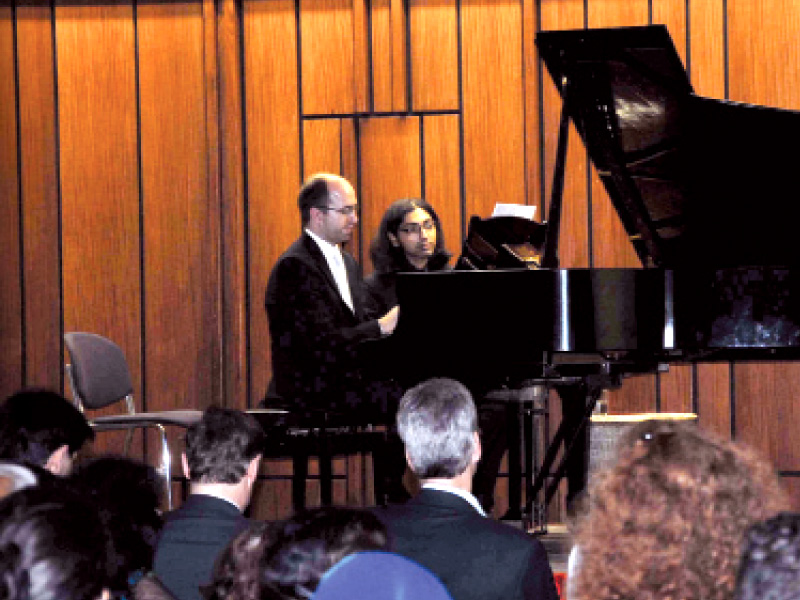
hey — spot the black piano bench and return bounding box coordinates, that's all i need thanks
[249,407,390,511]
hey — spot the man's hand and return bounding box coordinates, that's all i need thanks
[378,305,400,335]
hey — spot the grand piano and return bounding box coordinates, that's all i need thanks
[388,24,800,525]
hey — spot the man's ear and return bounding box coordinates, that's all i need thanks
[472,432,482,465]
[246,455,261,481]
[45,444,72,476]
[181,453,191,479]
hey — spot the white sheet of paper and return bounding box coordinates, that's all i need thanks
[491,203,537,220]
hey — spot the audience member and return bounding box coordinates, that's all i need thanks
[204,522,273,600]
[72,456,164,596]
[0,462,41,500]
[735,512,800,600]
[568,418,789,600]
[0,388,93,475]
[375,377,559,600]
[0,486,115,600]
[260,507,387,600]
[153,407,265,600]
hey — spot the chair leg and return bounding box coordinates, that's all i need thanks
[319,427,333,505]
[292,452,308,512]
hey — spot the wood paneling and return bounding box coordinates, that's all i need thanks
[359,116,422,268]
[423,114,461,252]
[300,0,355,115]
[0,2,22,399]
[244,0,301,403]
[410,0,458,111]
[371,0,407,112]
[218,0,248,408]
[56,1,141,398]
[17,3,61,390]
[138,0,216,410]
[462,0,525,219]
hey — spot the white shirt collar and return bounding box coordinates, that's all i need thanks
[305,228,354,311]
[422,481,487,517]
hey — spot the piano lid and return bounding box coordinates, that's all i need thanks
[536,25,800,270]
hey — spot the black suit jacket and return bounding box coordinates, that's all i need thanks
[152,494,249,600]
[266,232,391,415]
[375,489,559,600]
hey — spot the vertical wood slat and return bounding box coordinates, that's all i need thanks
[300,0,355,115]
[353,0,370,113]
[0,2,22,399]
[359,116,422,273]
[218,0,248,408]
[138,0,213,411]
[17,3,61,390]
[371,0,392,112]
[390,0,406,111]
[461,0,525,220]
[244,0,301,405]
[422,114,461,253]
[56,1,142,414]
[409,0,458,112]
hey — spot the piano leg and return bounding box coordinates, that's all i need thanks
[526,380,602,530]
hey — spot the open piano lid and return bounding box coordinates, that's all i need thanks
[536,25,800,270]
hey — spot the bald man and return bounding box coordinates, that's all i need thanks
[266,173,401,423]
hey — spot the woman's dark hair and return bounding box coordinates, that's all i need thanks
[71,455,164,592]
[260,507,387,600]
[369,198,451,274]
[204,522,273,600]
[0,487,115,600]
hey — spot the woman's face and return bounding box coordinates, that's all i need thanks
[389,207,437,269]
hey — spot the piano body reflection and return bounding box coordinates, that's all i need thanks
[387,25,800,525]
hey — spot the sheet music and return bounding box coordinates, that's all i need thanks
[491,203,537,220]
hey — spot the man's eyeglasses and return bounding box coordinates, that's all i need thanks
[316,204,359,216]
[398,220,435,235]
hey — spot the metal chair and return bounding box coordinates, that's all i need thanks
[63,332,202,508]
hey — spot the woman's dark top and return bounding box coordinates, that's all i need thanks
[364,253,451,316]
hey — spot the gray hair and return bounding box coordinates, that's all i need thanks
[396,378,477,479]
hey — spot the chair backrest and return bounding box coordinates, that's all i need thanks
[312,551,453,600]
[64,332,135,410]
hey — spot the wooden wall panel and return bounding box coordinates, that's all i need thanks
[0,3,22,399]
[244,0,301,404]
[303,119,342,176]
[56,2,142,403]
[409,0,459,111]
[17,4,61,390]
[423,114,462,253]
[359,116,422,268]
[138,1,216,410]
[689,0,726,98]
[461,0,525,219]
[371,0,407,112]
[736,363,800,470]
[728,0,800,109]
[218,0,248,408]
[300,0,355,115]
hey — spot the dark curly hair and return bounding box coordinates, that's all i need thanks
[204,522,273,600]
[570,419,789,600]
[369,198,450,274]
[260,507,387,600]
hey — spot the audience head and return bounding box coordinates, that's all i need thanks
[0,486,115,600]
[0,389,93,476]
[571,419,789,600]
[736,512,800,600]
[369,198,450,273]
[260,507,387,600]
[396,378,479,480]
[184,407,265,485]
[71,456,164,592]
[205,522,273,600]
